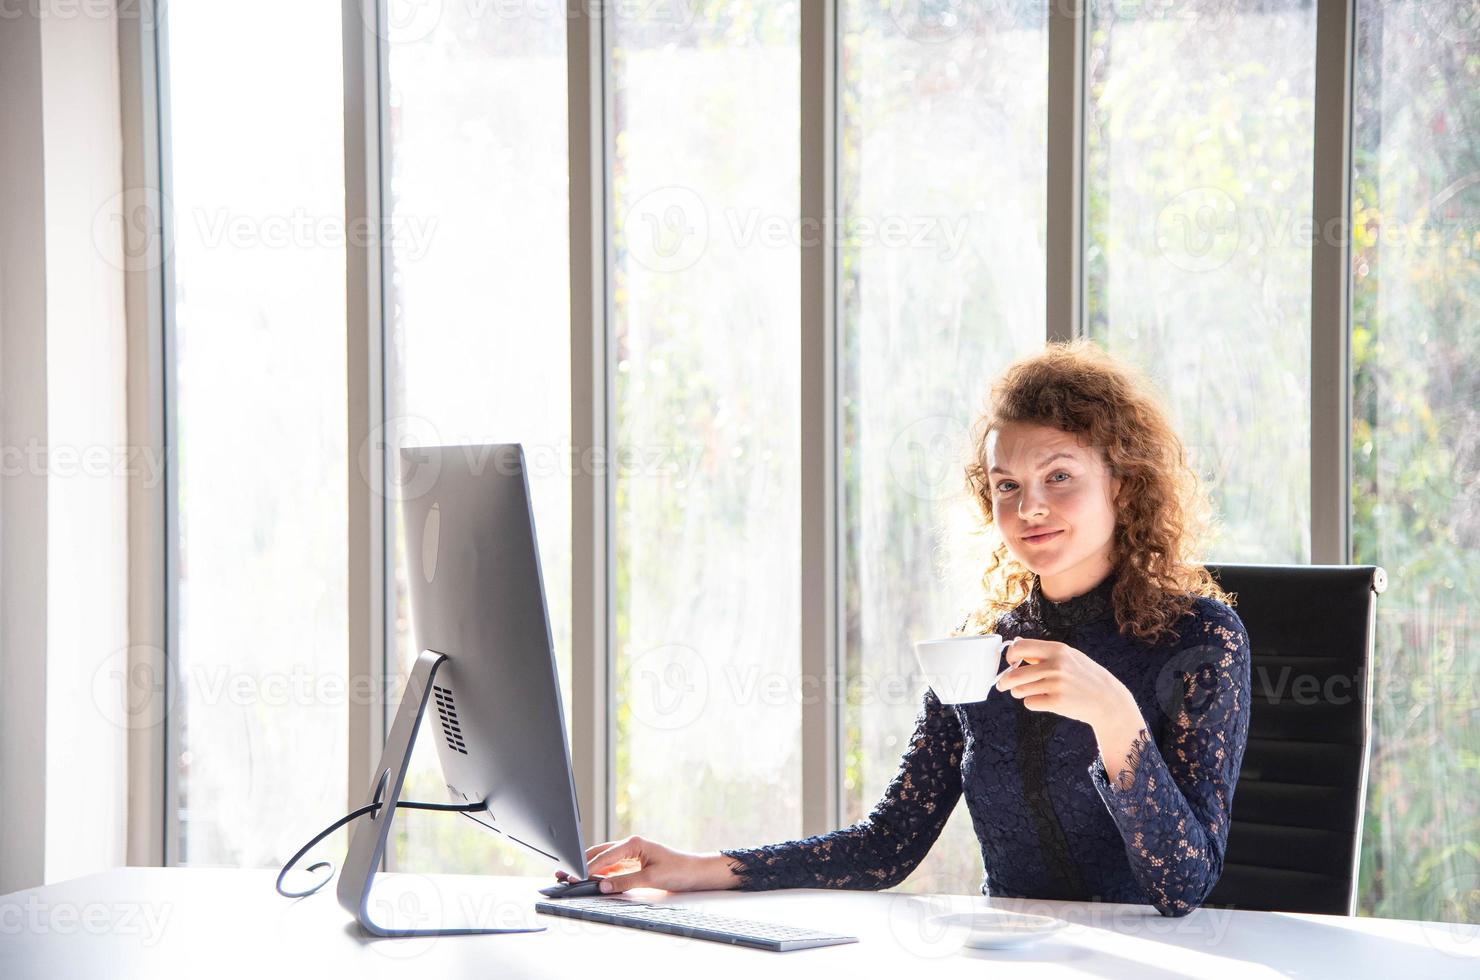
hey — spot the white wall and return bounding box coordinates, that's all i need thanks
[0,5,53,896]
[40,0,130,885]
[0,1,131,893]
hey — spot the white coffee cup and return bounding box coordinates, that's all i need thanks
[913,633,1020,705]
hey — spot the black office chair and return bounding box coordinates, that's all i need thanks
[1202,563,1387,916]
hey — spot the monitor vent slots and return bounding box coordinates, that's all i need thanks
[432,685,468,754]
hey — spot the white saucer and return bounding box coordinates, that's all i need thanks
[926,909,1069,949]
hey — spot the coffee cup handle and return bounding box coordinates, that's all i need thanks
[994,637,1022,686]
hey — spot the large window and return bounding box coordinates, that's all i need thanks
[165,1,348,864]
[1085,0,1316,562]
[381,3,572,875]
[610,4,804,847]
[839,0,1049,895]
[151,0,1479,927]
[1350,0,1480,924]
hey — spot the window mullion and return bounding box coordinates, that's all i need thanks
[801,0,840,837]
[568,0,613,848]
[1310,0,1356,566]
[119,0,173,870]
[342,0,388,842]
[1046,0,1087,342]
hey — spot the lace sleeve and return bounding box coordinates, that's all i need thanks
[719,687,964,891]
[1087,602,1252,917]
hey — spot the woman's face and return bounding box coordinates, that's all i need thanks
[985,420,1121,601]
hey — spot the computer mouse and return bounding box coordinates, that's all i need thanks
[538,878,606,899]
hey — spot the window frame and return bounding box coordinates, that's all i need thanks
[126,0,1357,866]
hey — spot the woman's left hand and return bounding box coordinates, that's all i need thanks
[996,638,1138,730]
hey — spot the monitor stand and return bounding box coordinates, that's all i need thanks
[336,649,546,937]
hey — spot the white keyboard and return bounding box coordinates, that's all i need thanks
[535,896,858,952]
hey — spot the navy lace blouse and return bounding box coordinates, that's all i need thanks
[719,569,1252,917]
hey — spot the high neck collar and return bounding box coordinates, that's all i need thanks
[1024,568,1118,634]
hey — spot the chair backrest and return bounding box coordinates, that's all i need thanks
[1202,563,1386,916]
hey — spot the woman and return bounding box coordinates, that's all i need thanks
[555,340,1252,918]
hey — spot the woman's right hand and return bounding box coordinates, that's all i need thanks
[553,835,742,895]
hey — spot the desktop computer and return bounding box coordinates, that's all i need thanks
[334,442,589,936]
[277,443,855,950]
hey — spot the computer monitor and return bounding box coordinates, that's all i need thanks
[336,443,587,936]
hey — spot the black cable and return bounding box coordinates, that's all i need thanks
[275,798,485,899]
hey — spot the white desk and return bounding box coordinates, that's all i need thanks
[2,868,1476,979]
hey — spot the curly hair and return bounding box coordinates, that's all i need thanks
[961,339,1232,646]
